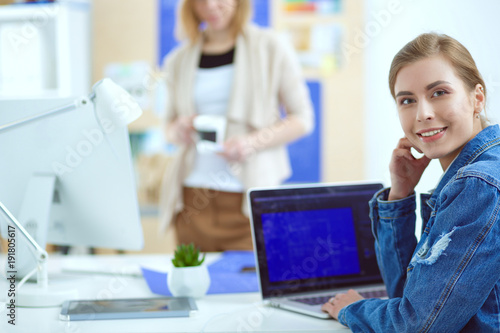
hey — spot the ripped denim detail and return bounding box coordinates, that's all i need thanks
[410,227,457,266]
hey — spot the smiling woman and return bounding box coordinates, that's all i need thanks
[393,54,485,177]
[321,33,500,333]
[388,33,487,200]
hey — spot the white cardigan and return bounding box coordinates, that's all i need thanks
[159,24,314,231]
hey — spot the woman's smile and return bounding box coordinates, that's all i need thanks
[417,127,447,143]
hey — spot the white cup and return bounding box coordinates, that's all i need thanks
[192,115,227,153]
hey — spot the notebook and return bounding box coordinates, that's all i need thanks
[247,181,387,319]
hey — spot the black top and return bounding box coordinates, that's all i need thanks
[199,48,235,69]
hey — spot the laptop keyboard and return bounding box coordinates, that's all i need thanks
[291,289,388,305]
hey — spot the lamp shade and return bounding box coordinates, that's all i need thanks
[92,78,143,127]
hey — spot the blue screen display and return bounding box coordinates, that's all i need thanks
[261,208,360,283]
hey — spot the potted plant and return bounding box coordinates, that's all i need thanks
[167,243,210,298]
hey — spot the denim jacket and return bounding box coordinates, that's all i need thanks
[338,125,500,332]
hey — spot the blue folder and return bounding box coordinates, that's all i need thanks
[141,251,259,295]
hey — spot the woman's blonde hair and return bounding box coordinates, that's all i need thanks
[176,0,252,43]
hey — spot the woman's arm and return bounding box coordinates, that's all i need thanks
[164,115,196,146]
[220,115,310,162]
[275,32,315,140]
[370,188,418,298]
[336,177,500,332]
[368,136,430,297]
[219,31,314,163]
[161,46,197,147]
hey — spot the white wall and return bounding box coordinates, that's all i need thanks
[362,0,500,235]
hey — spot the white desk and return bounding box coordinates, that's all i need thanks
[0,254,351,333]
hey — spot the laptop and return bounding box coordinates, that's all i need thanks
[247,181,387,319]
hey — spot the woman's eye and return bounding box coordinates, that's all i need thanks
[432,90,446,97]
[400,98,415,105]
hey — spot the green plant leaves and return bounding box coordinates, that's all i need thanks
[171,242,206,267]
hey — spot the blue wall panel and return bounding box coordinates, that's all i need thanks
[158,0,179,66]
[285,81,321,184]
[252,0,270,28]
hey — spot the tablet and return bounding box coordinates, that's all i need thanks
[59,297,197,321]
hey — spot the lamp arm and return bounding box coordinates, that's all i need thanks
[0,79,141,134]
[0,201,49,268]
[0,98,87,133]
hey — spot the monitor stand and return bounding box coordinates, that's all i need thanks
[2,174,78,307]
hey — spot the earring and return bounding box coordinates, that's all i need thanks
[476,114,480,118]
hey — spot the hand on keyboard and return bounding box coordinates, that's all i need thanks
[292,289,387,306]
[321,289,365,320]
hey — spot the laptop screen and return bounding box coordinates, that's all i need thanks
[248,182,384,299]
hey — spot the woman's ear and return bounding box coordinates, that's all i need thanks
[474,84,485,112]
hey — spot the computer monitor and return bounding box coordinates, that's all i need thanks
[0,93,144,283]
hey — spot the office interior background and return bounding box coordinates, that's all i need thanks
[1,0,500,252]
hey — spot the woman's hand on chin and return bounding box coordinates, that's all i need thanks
[388,137,431,201]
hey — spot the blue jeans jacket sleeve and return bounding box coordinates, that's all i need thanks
[369,188,417,298]
[339,177,500,332]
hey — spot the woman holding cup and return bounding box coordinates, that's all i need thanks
[160,0,314,251]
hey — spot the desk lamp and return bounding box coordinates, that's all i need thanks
[0,78,142,307]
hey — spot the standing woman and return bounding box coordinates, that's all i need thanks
[160,0,314,251]
[322,33,500,332]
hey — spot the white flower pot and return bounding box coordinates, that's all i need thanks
[167,265,210,298]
